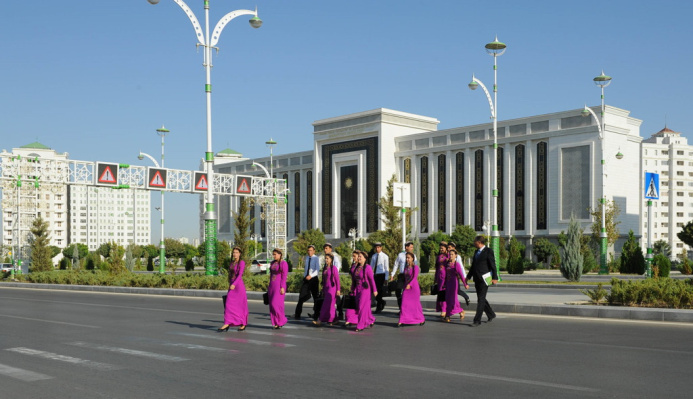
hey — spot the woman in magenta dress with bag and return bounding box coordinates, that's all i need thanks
[268,248,288,329]
[351,251,377,332]
[443,249,468,323]
[398,252,425,327]
[314,253,340,326]
[218,247,248,332]
[434,242,449,318]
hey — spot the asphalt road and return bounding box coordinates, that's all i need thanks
[1,287,691,399]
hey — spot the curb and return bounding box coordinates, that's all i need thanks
[1,282,691,323]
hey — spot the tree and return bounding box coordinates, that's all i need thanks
[653,239,671,258]
[97,242,115,259]
[164,238,185,262]
[49,245,62,259]
[651,253,671,278]
[677,221,693,248]
[125,244,135,272]
[420,231,451,273]
[370,174,409,271]
[619,230,645,275]
[292,229,326,268]
[589,199,621,247]
[106,242,126,274]
[561,215,583,281]
[232,197,254,266]
[532,238,556,269]
[29,217,53,272]
[62,243,89,260]
[71,245,81,270]
[506,236,526,275]
[450,224,477,264]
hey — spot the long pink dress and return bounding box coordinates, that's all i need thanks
[399,264,425,325]
[434,254,448,312]
[268,260,288,327]
[319,264,340,323]
[352,263,377,330]
[224,260,248,326]
[345,263,358,324]
[444,261,467,317]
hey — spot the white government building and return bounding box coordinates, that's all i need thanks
[212,105,660,257]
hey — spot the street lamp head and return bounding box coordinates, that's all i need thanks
[156,124,170,134]
[147,0,160,4]
[468,76,479,91]
[593,70,612,88]
[265,138,277,147]
[249,16,263,29]
[581,106,590,117]
[616,151,624,160]
[485,36,507,56]
[138,154,144,160]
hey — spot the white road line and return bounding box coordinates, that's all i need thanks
[0,363,53,382]
[161,343,239,353]
[5,347,121,371]
[391,364,599,393]
[0,314,100,329]
[170,332,296,348]
[243,329,337,341]
[534,339,693,355]
[67,342,188,362]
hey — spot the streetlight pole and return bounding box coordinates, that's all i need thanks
[265,138,277,251]
[148,0,263,276]
[469,36,505,278]
[594,71,612,274]
[156,125,170,274]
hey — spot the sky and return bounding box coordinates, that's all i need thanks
[1,0,692,242]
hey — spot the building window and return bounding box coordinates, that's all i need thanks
[678,151,684,155]
[455,152,464,226]
[420,156,429,234]
[437,154,446,232]
[677,161,684,166]
[663,150,669,155]
[306,171,313,230]
[474,150,484,231]
[294,172,301,235]
[403,158,411,183]
[515,144,525,230]
[561,145,590,219]
[537,142,548,230]
[497,147,504,232]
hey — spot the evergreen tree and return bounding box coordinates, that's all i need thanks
[72,244,80,270]
[372,174,407,269]
[677,221,693,248]
[232,197,254,268]
[125,244,135,272]
[450,224,477,264]
[532,237,556,269]
[506,236,525,274]
[107,242,127,274]
[589,199,621,247]
[29,217,53,272]
[620,230,645,274]
[561,215,583,281]
[653,239,671,258]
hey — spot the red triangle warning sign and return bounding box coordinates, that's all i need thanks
[150,171,166,187]
[99,166,117,184]
[237,178,251,194]
[195,175,208,190]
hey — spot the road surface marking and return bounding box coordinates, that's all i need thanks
[0,314,100,329]
[242,329,337,341]
[161,343,239,353]
[391,364,599,393]
[534,339,693,355]
[5,347,120,371]
[0,363,53,382]
[170,332,296,348]
[67,342,188,362]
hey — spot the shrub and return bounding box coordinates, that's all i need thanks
[59,257,71,270]
[680,258,693,275]
[652,254,671,278]
[580,283,608,304]
[506,237,525,275]
[608,278,693,308]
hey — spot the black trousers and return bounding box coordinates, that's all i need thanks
[473,281,496,323]
[295,277,319,319]
[374,273,387,310]
[458,286,470,302]
[394,274,405,309]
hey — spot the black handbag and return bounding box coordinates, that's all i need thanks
[387,281,399,294]
[431,283,439,295]
[342,295,356,310]
[436,291,447,302]
[222,294,228,308]
[262,292,269,305]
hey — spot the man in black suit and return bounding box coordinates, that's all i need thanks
[467,235,498,326]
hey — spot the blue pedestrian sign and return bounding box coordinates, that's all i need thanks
[644,172,659,200]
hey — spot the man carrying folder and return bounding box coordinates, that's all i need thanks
[468,235,498,327]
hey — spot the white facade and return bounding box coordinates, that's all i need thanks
[641,127,693,258]
[211,106,644,255]
[68,186,151,251]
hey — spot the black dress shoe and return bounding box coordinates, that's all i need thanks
[465,298,470,306]
[487,316,496,322]
[307,313,314,319]
[470,322,481,327]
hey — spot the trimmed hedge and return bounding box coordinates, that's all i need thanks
[7,270,441,294]
[608,278,693,309]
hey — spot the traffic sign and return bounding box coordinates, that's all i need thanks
[236,175,252,196]
[147,167,168,190]
[644,172,659,200]
[193,172,209,193]
[96,162,119,186]
[393,182,411,208]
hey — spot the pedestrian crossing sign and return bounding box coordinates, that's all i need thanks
[644,172,659,200]
[193,172,208,193]
[96,162,119,186]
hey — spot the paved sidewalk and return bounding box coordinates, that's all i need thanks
[2,281,692,323]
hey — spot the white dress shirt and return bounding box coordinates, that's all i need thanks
[370,251,390,275]
[455,254,467,279]
[304,255,320,278]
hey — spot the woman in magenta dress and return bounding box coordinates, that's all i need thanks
[314,253,341,326]
[344,251,359,327]
[398,252,425,327]
[435,242,449,318]
[352,250,377,332]
[218,247,248,332]
[267,248,288,329]
[443,249,469,322]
